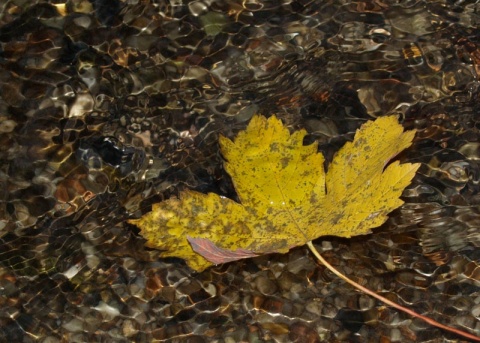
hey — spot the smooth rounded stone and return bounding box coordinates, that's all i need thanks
[111,283,129,300]
[0,119,16,133]
[82,313,103,332]
[358,294,376,311]
[363,307,380,325]
[321,301,338,319]
[124,298,149,318]
[0,275,18,297]
[333,294,349,309]
[277,270,300,291]
[132,312,148,326]
[409,316,432,332]
[258,320,289,336]
[286,249,315,274]
[253,275,277,295]
[305,299,323,316]
[12,202,37,228]
[288,321,320,342]
[379,309,408,327]
[69,333,90,343]
[396,287,424,305]
[389,328,403,342]
[455,314,477,329]
[62,318,84,333]
[68,93,94,118]
[85,253,100,270]
[122,257,139,271]
[471,303,480,318]
[106,326,126,341]
[452,295,473,311]
[288,283,308,300]
[95,301,122,320]
[129,277,146,298]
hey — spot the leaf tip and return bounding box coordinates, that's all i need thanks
[127,218,139,226]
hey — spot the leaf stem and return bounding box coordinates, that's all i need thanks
[306,241,480,342]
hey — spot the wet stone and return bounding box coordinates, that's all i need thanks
[254,274,278,295]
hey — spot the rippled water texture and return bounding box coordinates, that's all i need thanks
[1,0,480,342]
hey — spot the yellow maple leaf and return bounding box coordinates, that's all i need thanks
[129,115,420,271]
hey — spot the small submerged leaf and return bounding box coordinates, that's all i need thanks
[187,236,259,265]
[129,115,420,271]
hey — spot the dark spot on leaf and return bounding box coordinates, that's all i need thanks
[331,213,344,225]
[281,157,290,168]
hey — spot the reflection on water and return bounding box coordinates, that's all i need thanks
[1,1,480,341]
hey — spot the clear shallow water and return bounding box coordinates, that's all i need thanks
[1,1,480,342]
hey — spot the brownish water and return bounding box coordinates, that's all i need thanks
[1,1,480,342]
